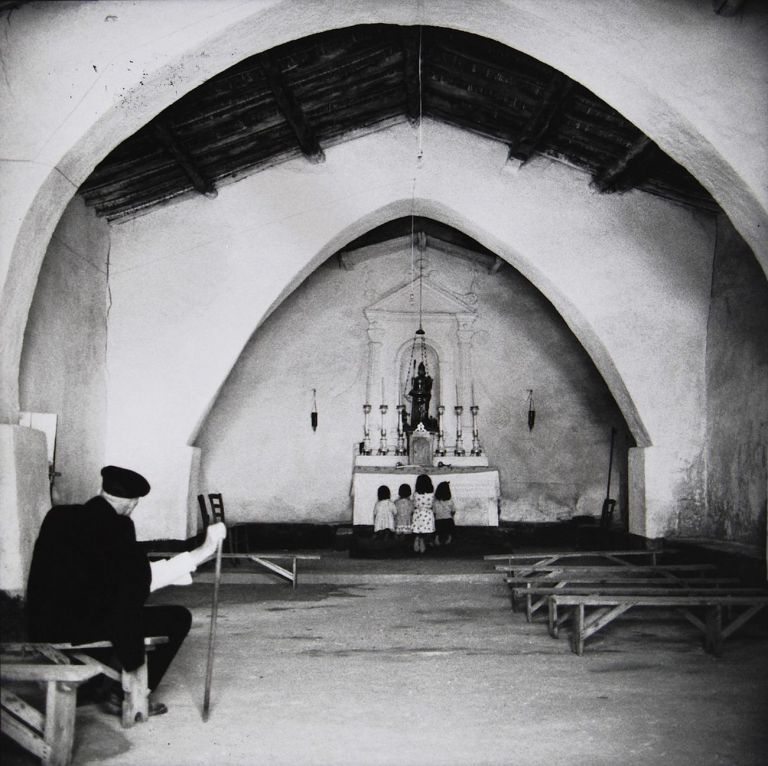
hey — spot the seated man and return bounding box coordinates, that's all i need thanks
[26,465,225,716]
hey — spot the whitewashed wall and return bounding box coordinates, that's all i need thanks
[700,215,768,546]
[105,122,714,540]
[196,246,627,525]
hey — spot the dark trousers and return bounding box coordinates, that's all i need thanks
[143,604,192,691]
[79,604,192,696]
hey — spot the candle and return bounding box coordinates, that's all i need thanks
[455,382,460,406]
[471,381,476,406]
[381,377,385,404]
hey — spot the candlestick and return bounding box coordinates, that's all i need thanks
[362,403,372,455]
[454,405,465,456]
[470,404,482,456]
[395,404,406,455]
[378,404,389,455]
[436,405,446,456]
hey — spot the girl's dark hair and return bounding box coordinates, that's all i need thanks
[414,473,433,494]
[398,484,412,498]
[377,485,391,501]
[434,481,452,501]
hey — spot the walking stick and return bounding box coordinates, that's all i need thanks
[202,540,223,721]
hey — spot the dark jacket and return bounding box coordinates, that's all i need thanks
[26,496,152,671]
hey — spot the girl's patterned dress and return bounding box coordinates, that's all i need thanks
[394,497,414,533]
[411,492,435,534]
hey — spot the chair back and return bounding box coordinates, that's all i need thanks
[198,493,226,529]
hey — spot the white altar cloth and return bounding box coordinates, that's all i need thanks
[352,466,500,526]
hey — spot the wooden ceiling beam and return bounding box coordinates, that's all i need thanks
[399,27,422,124]
[260,52,325,163]
[507,72,575,164]
[152,122,218,199]
[592,135,657,193]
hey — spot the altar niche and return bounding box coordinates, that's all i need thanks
[401,344,440,434]
[361,269,481,463]
[354,272,496,525]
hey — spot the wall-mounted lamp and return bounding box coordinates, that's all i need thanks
[311,388,318,432]
[526,389,536,431]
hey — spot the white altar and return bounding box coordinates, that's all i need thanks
[352,455,500,527]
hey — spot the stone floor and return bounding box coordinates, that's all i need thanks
[3,552,768,766]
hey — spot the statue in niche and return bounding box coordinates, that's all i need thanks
[408,362,437,431]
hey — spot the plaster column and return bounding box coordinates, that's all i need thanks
[455,320,475,426]
[628,445,704,540]
[366,322,386,406]
[0,426,50,594]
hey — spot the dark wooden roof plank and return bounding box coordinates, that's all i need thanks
[259,51,325,163]
[400,27,422,123]
[151,122,218,198]
[508,72,575,163]
[592,135,656,193]
[77,24,715,219]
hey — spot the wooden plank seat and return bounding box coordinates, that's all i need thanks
[500,564,724,616]
[148,552,321,590]
[485,549,676,568]
[545,594,768,655]
[2,637,168,730]
[495,563,717,576]
[240,553,321,590]
[1,650,100,766]
[504,575,742,617]
[510,583,766,623]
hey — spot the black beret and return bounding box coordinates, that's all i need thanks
[100,465,151,498]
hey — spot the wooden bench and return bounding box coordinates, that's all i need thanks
[506,576,742,619]
[512,583,765,623]
[2,637,167,730]
[149,552,321,590]
[485,548,675,568]
[546,593,768,655]
[495,563,717,576]
[236,553,321,590]
[1,645,101,766]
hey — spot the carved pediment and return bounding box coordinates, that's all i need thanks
[365,278,476,321]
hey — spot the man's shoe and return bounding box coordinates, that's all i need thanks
[148,700,168,716]
[101,692,168,717]
[100,694,122,716]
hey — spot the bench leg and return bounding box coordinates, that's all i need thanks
[548,598,558,638]
[44,681,77,766]
[571,604,585,655]
[705,605,723,656]
[121,663,149,727]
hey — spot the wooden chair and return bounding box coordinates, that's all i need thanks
[197,493,249,555]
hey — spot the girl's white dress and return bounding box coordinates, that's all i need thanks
[411,492,435,534]
[373,499,397,532]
